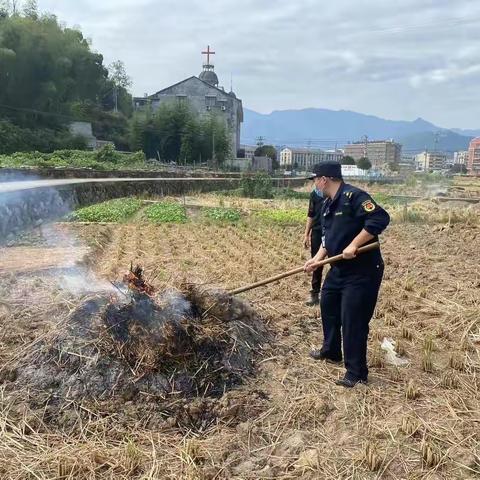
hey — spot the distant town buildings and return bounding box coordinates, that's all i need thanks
[453,151,468,165]
[415,151,447,172]
[344,140,401,169]
[240,144,256,160]
[279,148,343,170]
[467,138,480,176]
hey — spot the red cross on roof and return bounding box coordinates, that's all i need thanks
[202,45,215,64]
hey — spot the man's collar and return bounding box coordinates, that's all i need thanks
[329,181,345,203]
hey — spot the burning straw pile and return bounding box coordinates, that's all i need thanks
[10,266,269,423]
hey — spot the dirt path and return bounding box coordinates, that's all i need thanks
[0,246,89,273]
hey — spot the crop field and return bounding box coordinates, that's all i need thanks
[0,186,479,479]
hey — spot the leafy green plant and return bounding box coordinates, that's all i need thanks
[0,148,147,170]
[240,173,273,198]
[70,198,142,222]
[143,202,187,223]
[204,207,241,223]
[255,208,305,225]
[372,193,397,205]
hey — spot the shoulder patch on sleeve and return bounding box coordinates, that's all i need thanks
[362,199,376,212]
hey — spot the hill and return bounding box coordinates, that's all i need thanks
[242,108,473,153]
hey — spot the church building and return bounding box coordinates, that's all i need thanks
[133,47,243,159]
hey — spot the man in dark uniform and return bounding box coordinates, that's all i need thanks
[303,179,324,306]
[304,161,390,388]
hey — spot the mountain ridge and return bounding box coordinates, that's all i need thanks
[241,107,474,153]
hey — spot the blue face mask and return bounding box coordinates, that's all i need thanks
[314,187,324,198]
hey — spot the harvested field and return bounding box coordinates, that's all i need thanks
[0,193,479,479]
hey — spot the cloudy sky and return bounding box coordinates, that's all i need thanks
[37,0,480,129]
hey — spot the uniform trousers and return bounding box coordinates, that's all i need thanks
[319,262,384,381]
[310,230,323,293]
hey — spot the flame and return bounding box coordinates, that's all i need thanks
[123,264,155,297]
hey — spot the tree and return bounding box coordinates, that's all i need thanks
[254,144,277,161]
[108,60,132,89]
[0,10,134,151]
[388,162,399,172]
[341,155,356,165]
[0,0,9,17]
[23,0,38,19]
[10,0,19,15]
[357,157,372,171]
[129,104,230,164]
[108,60,132,113]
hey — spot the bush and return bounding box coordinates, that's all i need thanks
[143,202,187,223]
[255,209,305,225]
[70,198,142,222]
[204,207,241,223]
[0,148,147,170]
[240,173,273,198]
[0,120,87,154]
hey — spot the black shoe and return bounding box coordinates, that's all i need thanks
[309,349,342,364]
[335,377,367,388]
[305,291,319,307]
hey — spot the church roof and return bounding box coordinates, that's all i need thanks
[148,76,240,100]
[199,69,219,86]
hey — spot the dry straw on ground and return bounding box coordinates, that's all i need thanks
[0,192,478,479]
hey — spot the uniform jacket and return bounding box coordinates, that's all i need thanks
[321,182,390,271]
[308,190,325,233]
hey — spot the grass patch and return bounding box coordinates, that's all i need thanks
[372,193,393,205]
[70,198,143,222]
[214,188,243,197]
[143,202,187,224]
[203,207,241,223]
[255,208,306,225]
[274,188,311,200]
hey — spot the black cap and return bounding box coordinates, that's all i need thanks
[307,161,343,180]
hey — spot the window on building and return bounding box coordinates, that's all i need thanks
[176,94,187,105]
[205,95,216,108]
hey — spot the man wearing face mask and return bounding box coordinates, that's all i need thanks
[304,161,390,388]
[303,177,325,306]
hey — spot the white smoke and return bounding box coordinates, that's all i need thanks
[0,175,112,296]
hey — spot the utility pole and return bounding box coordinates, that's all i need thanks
[255,136,265,148]
[113,85,118,113]
[212,130,216,162]
[433,132,439,152]
[362,135,368,159]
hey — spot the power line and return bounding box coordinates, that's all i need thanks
[0,103,77,121]
[0,101,121,123]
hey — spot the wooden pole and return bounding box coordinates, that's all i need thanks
[229,242,380,295]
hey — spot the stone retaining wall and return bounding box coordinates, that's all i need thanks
[0,177,306,242]
[0,168,241,181]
